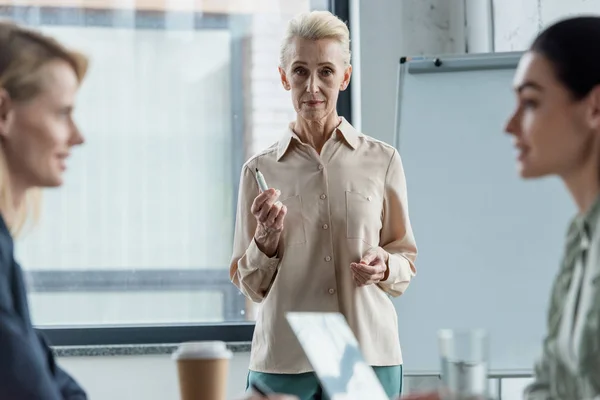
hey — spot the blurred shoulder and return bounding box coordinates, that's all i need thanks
[242,143,279,172]
[357,131,398,161]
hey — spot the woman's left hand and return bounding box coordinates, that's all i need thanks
[350,247,389,286]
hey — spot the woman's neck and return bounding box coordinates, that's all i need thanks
[293,112,341,154]
[562,157,600,215]
[1,178,26,229]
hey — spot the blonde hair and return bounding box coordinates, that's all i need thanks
[0,20,88,235]
[279,10,351,68]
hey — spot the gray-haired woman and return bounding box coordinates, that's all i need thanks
[230,10,417,399]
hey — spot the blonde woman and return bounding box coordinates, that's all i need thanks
[230,10,417,399]
[0,22,88,399]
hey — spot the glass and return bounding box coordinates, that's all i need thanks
[6,0,330,327]
[438,329,490,400]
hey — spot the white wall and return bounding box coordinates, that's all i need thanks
[357,0,600,144]
[58,353,251,400]
[494,0,600,51]
[357,0,465,145]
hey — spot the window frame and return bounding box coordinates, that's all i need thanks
[7,0,352,347]
[331,0,353,123]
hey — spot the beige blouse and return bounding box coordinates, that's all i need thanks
[229,118,418,373]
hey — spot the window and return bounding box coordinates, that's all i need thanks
[5,0,351,344]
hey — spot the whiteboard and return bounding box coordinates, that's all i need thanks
[393,52,575,373]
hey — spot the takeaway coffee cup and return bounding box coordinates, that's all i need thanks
[172,341,233,400]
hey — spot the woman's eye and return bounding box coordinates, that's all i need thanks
[294,67,306,75]
[321,69,333,76]
[522,99,538,109]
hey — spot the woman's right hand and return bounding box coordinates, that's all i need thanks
[251,188,287,257]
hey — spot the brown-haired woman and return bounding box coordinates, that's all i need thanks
[405,15,600,400]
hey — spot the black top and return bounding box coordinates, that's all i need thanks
[0,215,86,400]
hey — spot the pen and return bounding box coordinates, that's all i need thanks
[255,168,269,192]
[251,381,273,396]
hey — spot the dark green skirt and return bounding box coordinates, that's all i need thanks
[247,364,403,400]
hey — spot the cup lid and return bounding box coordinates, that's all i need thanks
[171,341,233,360]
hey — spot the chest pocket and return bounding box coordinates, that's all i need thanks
[281,194,306,246]
[345,190,382,246]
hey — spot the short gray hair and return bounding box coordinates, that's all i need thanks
[279,11,351,68]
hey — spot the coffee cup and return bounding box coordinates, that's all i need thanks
[172,341,233,400]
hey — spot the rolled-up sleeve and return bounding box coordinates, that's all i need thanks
[378,149,417,297]
[229,163,280,303]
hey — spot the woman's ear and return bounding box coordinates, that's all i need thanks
[587,84,600,131]
[279,66,291,91]
[340,65,352,91]
[0,89,13,139]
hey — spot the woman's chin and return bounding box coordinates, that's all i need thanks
[40,172,64,188]
[298,106,335,121]
[518,162,546,179]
